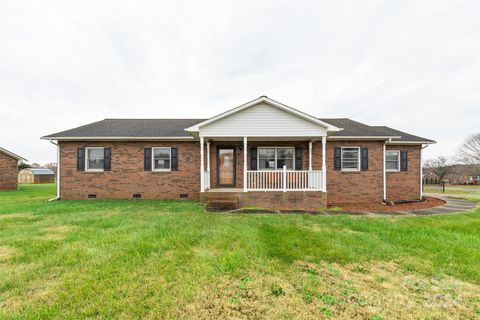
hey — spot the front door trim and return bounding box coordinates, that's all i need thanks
[216,145,236,187]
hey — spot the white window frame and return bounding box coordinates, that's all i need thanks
[152,147,172,172]
[85,147,105,172]
[386,150,400,172]
[257,146,295,171]
[341,147,360,171]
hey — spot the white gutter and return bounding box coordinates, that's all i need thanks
[48,140,60,201]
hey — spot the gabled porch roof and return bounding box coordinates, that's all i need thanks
[185,96,342,138]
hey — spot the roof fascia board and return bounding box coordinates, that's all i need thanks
[41,136,195,141]
[327,136,401,140]
[185,97,342,132]
[0,147,26,161]
[387,140,436,145]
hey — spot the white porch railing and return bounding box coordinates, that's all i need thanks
[203,171,210,190]
[246,167,323,191]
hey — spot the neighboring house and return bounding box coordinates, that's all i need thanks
[41,96,435,210]
[423,171,440,184]
[0,147,26,190]
[18,168,55,184]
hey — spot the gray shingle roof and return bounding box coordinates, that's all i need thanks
[320,118,397,137]
[371,126,435,143]
[42,118,434,143]
[42,119,206,139]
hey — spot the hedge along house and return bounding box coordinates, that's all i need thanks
[41,96,435,211]
[0,147,27,190]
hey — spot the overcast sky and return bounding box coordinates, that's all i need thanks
[1,1,479,164]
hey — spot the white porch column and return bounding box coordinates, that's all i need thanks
[308,141,313,171]
[243,136,248,192]
[207,141,210,172]
[322,136,327,192]
[200,136,204,192]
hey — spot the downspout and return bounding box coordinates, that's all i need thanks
[48,140,60,201]
[383,138,391,203]
[420,144,429,199]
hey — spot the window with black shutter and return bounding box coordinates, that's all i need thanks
[250,147,257,170]
[361,147,368,171]
[295,147,302,170]
[401,151,408,171]
[171,148,178,171]
[144,148,152,171]
[333,147,341,170]
[77,147,85,171]
[103,147,111,171]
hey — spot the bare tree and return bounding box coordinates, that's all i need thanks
[457,133,480,164]
[424,156,451,180]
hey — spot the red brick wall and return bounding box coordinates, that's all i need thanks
[326,141,384,205]
[386,145,421,202]
[59,141,200,200]
[0,152,18,190]
[58,140,422,204]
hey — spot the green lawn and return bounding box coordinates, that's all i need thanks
[1,184,480,319]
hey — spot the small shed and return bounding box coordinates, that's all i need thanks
[18,168,55,184]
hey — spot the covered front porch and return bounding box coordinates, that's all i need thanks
[200,136,327,193]
[184,96,341,210]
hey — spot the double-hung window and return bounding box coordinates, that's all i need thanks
[386,150,400,172]
[85,147,104,171]
[152,147,171,171]
[341,147,360,171]
[258,147,294,170]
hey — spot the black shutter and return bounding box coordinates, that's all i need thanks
[250,147,257,170]
[295,147,302,170]
[334,147,341,170]
[77,147,85,171]
[401,151,408,171]
[361,147,368,171]
[171,148,178,171]
[103,148,111,171]
[144,148,152,171]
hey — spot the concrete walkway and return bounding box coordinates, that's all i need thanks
[326,195,477,216]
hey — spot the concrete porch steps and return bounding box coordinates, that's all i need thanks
[201,192,242,211]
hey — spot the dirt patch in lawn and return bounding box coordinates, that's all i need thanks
[0,212,33,220]
[0,246,16,261]
[42,225,73,240]
[333,196,446,213]
[179,261,480,320]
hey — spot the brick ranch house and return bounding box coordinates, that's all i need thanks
[0,147,26,190]
[41,96,435,211]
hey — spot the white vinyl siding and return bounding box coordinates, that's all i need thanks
[199,102,328,137]
[386,150,400,172]
[341,147,360,171]
[85,147,104,172]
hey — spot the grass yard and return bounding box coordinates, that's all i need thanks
[1,184,480,319]
[425,185,480,201]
